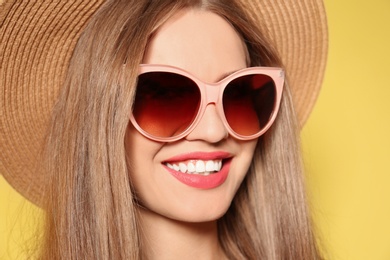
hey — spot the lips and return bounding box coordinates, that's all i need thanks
[162,151,232,189]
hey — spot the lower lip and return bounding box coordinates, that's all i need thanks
[163,159,231,189]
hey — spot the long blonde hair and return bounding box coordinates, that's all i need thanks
[41,0,322,259]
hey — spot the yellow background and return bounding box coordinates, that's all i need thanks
[302,0,390,259]
[1,0,390,259]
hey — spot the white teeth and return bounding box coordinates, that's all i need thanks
[206,161,214,172]
[196,161,205,172]
[179,163,187,173]
[165,159,223,175]
[188,162,195,173]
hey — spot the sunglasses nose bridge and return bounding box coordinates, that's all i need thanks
[203,83,221,105]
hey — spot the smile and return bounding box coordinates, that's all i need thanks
[164,160,223,175]
[162,151,232,189]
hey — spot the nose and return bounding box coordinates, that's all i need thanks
[185,104,228,143]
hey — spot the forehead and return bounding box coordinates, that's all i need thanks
[142,9,248,82]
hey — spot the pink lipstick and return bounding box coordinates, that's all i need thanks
[163,151,232,189]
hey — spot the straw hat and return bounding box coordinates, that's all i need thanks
[0,0,328,205]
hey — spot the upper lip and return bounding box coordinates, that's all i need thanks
[163,151,232,163]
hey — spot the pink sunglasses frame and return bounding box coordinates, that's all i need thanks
[130,64,285,142]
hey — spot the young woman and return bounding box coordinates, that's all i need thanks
[0,0,328,259]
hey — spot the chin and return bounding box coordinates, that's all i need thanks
[160,197,233,223]
[176,210,228,223]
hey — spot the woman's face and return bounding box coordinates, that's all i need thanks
[125,9,257,222]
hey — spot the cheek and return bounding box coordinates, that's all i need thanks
[229,139,258,191]
[237,139,258,171]
[125,125,164,200]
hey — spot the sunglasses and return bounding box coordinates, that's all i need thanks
[130,64,284,142]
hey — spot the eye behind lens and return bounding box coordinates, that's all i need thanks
[133,71,201,138]
[223,74,276,136]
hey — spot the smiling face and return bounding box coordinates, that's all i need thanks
[125,9,257,222]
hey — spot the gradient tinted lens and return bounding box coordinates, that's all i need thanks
[133,72,201,138]
[223,74,276,136]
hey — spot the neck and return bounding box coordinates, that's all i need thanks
[137,207,227,260]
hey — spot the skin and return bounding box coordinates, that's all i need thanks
[125,9,257,259]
